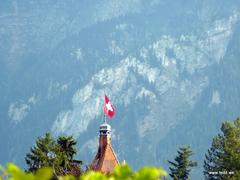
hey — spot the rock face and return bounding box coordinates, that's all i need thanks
[0,1,240,179]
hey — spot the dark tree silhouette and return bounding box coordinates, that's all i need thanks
[168,146,197,180]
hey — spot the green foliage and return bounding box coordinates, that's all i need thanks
[56,135,80,172]
[80,171,107,180]
[111,164,132,179]
[57,136,77,161]
[168,146,197,180]
[0,163,167,180]
[25,133,82,176]
[204,117,240,179]
[134,166,167,180]
[25,133,58,172]
[6,163,52,180]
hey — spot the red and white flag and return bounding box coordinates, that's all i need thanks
[103,95,115,119]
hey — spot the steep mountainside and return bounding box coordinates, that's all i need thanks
[0,0,240,178]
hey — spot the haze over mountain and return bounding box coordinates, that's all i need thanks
[1,0,240,179]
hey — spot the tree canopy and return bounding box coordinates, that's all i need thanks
[25,133,82,177]
[204,117,240,179]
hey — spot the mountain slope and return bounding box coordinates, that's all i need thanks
[0,1,240,179]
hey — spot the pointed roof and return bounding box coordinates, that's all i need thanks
[91,143,119,173]
[90,123,119,173]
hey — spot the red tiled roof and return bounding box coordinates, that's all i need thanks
[90,141,119,173]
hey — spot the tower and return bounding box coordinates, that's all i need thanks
[90,122,119,173]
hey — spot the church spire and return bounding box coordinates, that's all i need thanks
[89,121,119,173]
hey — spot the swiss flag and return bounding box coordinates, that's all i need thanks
[104,95,115,119]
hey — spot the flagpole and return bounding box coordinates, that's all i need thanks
[104,114,107,124]
[103,92,107,124]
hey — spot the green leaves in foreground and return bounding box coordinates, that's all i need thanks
[80,164,167,180]
[134,166,167,180]
[0,163,167,180]
[6,163,53,180]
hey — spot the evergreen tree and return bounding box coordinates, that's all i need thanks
[57,136,77,161]
[168,146,197,180]
[25,133,82,176]
[204,117,240,179]
[25,133,60,172]
[57,136,82,173]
